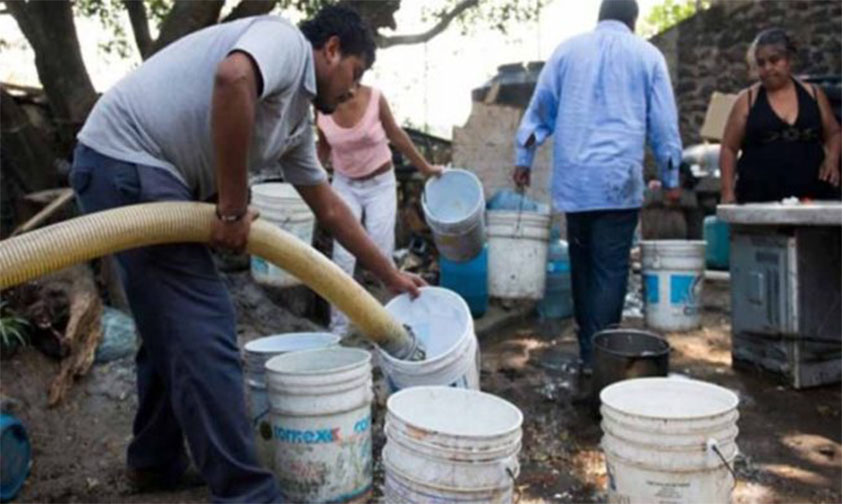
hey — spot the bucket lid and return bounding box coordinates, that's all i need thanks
[382,287,472,364]
[422,169,485,224]
[265,347,370,375]
[244,333,340,355]
[600,377,739,420]
[387,386,523,438]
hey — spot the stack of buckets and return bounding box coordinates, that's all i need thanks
[250,182,316,287]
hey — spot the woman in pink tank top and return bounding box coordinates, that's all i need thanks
[316,85,442,336]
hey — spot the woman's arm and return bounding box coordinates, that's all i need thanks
[815,86,842,186]
[316,124,331,168]
[378,93,442,177]
[719,88,751,203]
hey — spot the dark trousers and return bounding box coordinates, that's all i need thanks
[566,209,639,364]
[70,144,280,503]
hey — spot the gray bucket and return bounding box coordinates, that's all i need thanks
[593,329,669,403]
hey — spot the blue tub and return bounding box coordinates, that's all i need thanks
[703,216,730,270]
[439,245,488,318]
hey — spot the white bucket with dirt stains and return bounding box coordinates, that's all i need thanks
[243,333,340,471]
[600,377,740,504]
[421,169,486,261]
[487,210,551,300]
[640,240,706,331]
[265,347,373,503]
[378,287,480,393]
[250,183,315,288]
[382,386,523,503]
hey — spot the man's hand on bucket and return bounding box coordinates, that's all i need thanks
[512,166,531,188]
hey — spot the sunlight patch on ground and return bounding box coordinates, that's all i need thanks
[760,463,832,487]
[780,433,842,468]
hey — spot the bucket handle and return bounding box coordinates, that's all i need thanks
[707,437,738,490]
[505,465,522,504]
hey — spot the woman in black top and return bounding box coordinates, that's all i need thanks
[720,28,841,203]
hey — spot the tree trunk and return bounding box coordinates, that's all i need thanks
[5,0,98,151]
[123,0,153,59]
[149,0,225,56]
[0,87,58,193]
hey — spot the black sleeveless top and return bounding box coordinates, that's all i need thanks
[736,79,838,203]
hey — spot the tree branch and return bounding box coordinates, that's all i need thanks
[375,0,478,48]
[122,0,152,59]
[149,0,224,56]
[222,0,278,23]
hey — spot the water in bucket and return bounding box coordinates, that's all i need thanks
[380,287,480,393]
[242,333,340,470]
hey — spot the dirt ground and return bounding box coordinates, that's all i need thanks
[1,275,840,503]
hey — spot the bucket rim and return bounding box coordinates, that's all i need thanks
[422,169,485,225]
[251,182,300,198]
[387,386,523,439]
[379,287,473,367]
[592,329,670,358]
[265,347,370,375]
[600,377,739,420]
[244,332,340,355]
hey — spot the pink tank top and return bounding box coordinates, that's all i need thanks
[317,88,393,179]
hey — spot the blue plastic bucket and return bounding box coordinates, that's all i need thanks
[439,245,488,318]
[1,413,31,502]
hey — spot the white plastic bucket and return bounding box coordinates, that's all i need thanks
[640,240,706,331]
[250,183,316,288]
[379,287,480,393]
[487,210,551,300]
[422,169,486,261]
[243,333,340,470]
[383,386,523,503]
[600,377,740,504]
[265,347,373,503]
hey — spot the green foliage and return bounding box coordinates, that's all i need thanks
[74,0,133,58]
[640,0,709,38]
[427,0,549,36]
[0,302,29,351]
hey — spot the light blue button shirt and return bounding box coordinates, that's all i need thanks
[515,20,682,213]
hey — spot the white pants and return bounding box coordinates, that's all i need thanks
[330,170,397,336]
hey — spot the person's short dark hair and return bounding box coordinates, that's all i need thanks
[299,4,377,68]
[598,0,639,27]
[752,28,797,57]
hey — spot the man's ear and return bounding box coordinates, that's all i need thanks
[324,35,342,64]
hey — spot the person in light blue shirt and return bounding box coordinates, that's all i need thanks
[513,0,682,367]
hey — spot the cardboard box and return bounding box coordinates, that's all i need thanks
[700,91,738,141]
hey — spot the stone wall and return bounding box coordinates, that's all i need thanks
[452,101,553,206]
[650,0,842,147]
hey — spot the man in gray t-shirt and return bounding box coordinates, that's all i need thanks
[71,6,422,502]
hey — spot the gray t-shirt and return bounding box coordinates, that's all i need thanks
[78,16,326,201]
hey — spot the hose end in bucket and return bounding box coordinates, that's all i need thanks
[383,324,426,362]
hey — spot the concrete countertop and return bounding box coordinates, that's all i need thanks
[717,202,842,226]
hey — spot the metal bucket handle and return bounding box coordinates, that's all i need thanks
[707,437,738,490]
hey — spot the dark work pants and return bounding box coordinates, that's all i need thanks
[70,144,280,503]
[566,209,639,365]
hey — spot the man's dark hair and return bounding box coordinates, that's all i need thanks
[299,4,377,68]
[598,0,639,28]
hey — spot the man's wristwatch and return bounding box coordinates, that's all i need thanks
[215,206,248,223]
